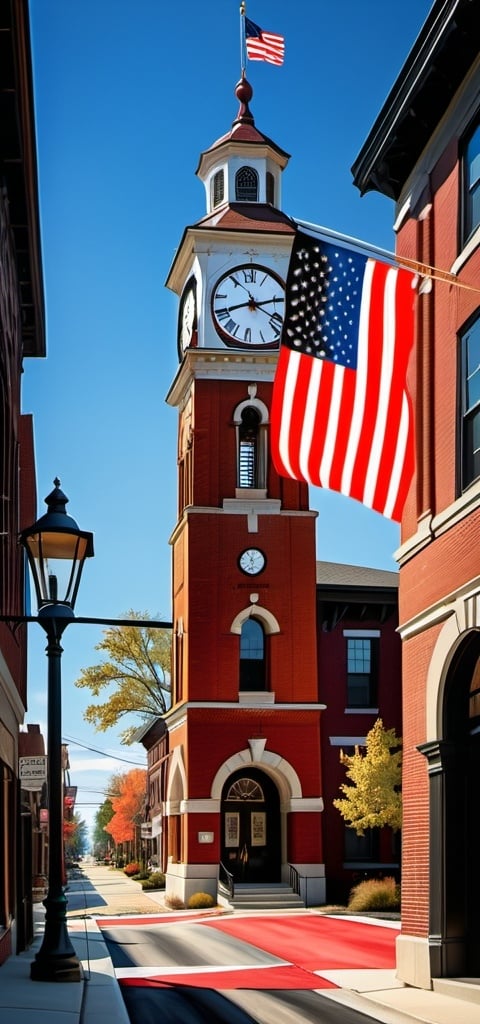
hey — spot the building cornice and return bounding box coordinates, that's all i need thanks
[165,348,278,407]
[352,0,478,200]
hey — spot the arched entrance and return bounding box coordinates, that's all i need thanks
[221,767,281,883]
[443,632,480,975]
[421,630,480,977]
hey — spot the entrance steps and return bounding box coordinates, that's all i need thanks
[228,883,305,911]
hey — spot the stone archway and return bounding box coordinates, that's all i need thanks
[420,627,480,977]
[221,766,281,883]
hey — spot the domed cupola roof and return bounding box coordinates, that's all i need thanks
[196,73,290,166]
[195,74,291,223]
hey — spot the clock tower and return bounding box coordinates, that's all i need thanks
[163,75,326,905]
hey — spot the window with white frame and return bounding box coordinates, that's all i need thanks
[460,311,480,491]
[345,634,379,707]
[462,119,480,245]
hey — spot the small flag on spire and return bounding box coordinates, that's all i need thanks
[245,16,285,65]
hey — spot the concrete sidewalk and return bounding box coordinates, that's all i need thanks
[0,864,166,1024]
[1,862,479,1024]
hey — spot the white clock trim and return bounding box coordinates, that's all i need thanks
[238,547,266,575]
[211,263,285,348]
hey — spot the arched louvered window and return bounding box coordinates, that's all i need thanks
[238,406,261,487]
[211,169,225,208]
[235,166,258,202]
[266,171,275,205]
[240,618,266,691]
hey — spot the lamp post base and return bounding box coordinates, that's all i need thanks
[30,954,83,982]
[30,892,82,982]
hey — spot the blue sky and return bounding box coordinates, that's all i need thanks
[23,0,433,832]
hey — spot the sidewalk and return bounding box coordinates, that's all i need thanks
[0,864,166,1024]
[0,862,479,1024]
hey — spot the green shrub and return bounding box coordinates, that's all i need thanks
[141,871,166,890]
[124,862,140,876]
[347,876,400,913]
[187,892,216,909]
[165,893,185,909]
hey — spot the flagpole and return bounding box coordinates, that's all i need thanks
[240,1,247,74]
[294,217,480,293]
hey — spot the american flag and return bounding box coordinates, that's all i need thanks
[271,230,417,522]
[245,17,285,66]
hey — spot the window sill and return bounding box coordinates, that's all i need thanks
[450,225,480,276]
[344,707,379,715]
[238,691,275,704]
[235,488,267,500]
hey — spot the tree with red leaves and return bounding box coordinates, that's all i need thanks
[104,768,146,845]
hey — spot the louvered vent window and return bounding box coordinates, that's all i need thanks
[238,406,261,487]
[266,171,274,204]
[235,166,258,202]
[211,169,225,208]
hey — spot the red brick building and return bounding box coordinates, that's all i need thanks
[0,0,45,962]
[353,0,479,988]
[158,75,402,907]
[317,561,401,904]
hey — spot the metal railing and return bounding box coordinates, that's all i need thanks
[218,861,235,899]
[289,863,300,895]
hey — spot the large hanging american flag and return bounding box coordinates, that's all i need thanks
[271,230,417,522]
[245,17,285,65]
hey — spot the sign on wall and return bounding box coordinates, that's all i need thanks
[19,756,47,791]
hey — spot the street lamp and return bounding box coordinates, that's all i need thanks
[20,479,94,982]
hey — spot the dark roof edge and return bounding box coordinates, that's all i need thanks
[11,0,46,357]
[351,0,476,200]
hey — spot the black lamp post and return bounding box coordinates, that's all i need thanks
[20,479,94,982]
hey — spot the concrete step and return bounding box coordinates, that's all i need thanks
[228,883,305,911]
[433,978,480,1005]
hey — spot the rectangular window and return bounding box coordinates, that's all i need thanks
[346,637,378,707]
[344,826,378,862]
[463,121,480,244]
[460,313,480,490]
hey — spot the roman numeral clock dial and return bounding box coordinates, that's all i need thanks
[212,264,285,348]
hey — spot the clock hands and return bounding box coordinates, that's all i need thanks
[218,296,284,314]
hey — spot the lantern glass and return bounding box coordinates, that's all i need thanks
[20,480,94,612]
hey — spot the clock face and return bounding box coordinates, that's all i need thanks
[212,264,285,348]
[178,278,197,357]
[238,548,266,576]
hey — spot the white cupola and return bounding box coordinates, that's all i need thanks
[196,73,290,216]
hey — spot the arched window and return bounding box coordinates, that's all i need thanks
[266,171,275,205]
[238,406,261,487]
[226,778,264,801]
[235,166,258,202]
[211,169,224,208]
[240,618,266,691]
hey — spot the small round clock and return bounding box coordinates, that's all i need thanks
[212,263,285,348]
[178,277,197,357]
[238,548,266,575]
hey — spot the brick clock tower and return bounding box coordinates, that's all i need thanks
[163,76,325,905]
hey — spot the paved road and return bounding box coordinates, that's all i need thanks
[99,911,399,1024]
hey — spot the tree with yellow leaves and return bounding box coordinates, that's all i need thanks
[333,718,402,835]
[74,611,171,743]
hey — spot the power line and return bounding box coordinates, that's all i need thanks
[62,735,146,765]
